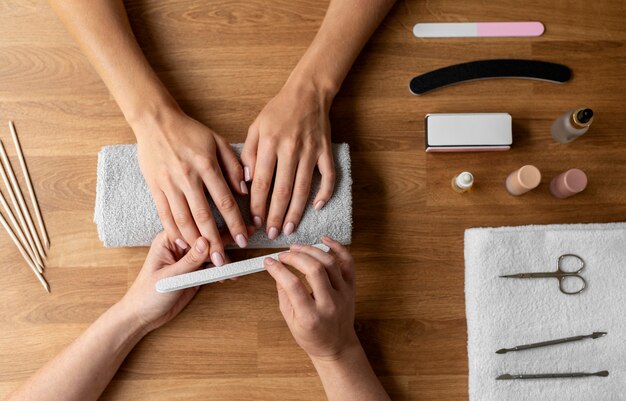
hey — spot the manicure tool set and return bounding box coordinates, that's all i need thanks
[413,20,616,390]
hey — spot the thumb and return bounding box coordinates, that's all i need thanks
[167,237,210,276]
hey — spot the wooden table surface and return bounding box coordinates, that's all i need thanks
[1,0,625,399]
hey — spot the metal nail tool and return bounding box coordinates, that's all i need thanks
[500,254,586,295]
[497,371,609,380]
[496,332,607,354]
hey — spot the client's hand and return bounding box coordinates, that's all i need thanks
[263,236,358,361]
[134,109,249,266]
[119,231,227,333]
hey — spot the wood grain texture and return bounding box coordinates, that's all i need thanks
[1,0,626,399]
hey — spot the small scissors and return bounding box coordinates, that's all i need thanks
[500,254,586,295]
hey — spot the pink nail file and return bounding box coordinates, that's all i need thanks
[413,22,545,38]
[155,243,330,293]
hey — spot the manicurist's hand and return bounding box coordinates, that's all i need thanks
[134,109,249,267]
[120,231,221,333]
[264,236,390,401]
[242,80,336,239]
[264,236,357,360]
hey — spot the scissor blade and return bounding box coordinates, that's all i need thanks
[500,273,525,278]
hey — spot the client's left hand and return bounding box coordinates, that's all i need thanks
[118,231,231,333]
[241,81,336,240]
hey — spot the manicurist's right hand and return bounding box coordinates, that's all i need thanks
[264,236,359,361]
[134,108,249,267]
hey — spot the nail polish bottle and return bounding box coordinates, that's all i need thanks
[451,171,474,193]
[551,108,594,144]
[505,165,541,196]
[550,169,588,198]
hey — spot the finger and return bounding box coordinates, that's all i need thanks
[312,149,336,211]
[202,168,248,251]
[277,251,334,306]
[264,257,315,313]
[152,188,188,250]
[183,182,224,265]
[215,136,247,196]
[276,281,293,319]
[322,236,354,286]
[241,124,259,183]
[144,232,176,271]
[282,154,316,235]
[266,154,297,240]
[165,187,202,249]
[164,237,210,277]
[289,243,343,290]
[249,142,277,229]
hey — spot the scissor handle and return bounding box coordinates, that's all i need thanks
[557,254,585,274]
[559,275,587,295]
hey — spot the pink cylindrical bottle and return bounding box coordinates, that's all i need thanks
[505,165,541,196]
[550,169,588,198]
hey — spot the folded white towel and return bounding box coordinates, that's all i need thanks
[94,143,352,248]
[465,222,626,401]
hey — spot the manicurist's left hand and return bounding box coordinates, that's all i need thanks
[241,80,336,240]
[119,231,230,333]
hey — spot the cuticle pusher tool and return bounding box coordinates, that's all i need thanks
[496,332,606,354]
[497,371,609,380]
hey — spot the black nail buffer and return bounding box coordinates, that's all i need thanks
[409,59,572,96]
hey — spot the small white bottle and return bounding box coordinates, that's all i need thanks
[451,171,474,193]
[551,108,594,144]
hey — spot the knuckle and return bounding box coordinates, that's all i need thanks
[217,195,237,211]
[173,212,191,226]
[302,313,321,330]
[284,276,301,292]
[273,185,292,200]
[308,261,325,276]
[185,249,200,264]
[252,176,271,192]
[197,157,218,173]
[324,168,336,183]
[328,255,338,266]
[293,180,310,195]
[157,208,172,220]
[178,162,193,178]
[193,207,213,224]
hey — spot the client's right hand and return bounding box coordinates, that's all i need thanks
[134,109,249,267]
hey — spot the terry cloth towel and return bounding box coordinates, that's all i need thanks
[94,143,352,248]
[464,222,626,401]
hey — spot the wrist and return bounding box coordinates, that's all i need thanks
[111,298,152,339]
[285,63,339,105]
[125,91,183,140]
[308,333,363,368]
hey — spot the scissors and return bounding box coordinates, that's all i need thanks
[500,254,586,295]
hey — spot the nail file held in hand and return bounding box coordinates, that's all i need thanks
[156,243,330,293]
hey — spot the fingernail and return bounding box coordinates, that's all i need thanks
[211,252,225,267]
[240,180,248,195]
[235,234,248,248]
[175,238,188,249]
[195,238,207,252]
[283,221,295,235]
[290,243,302,250]
[244,166,251,182]
[253,216,263,227]
[314,200,325,211]
[264,257,275,266]
[268,226,279,240]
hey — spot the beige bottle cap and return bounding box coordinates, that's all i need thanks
[506,165,541,196]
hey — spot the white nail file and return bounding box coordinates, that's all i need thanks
[155,243,330,293]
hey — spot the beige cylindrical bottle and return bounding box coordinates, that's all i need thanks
[551,108,594,144]
[451,171,474,193]
[505,165,541,196]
